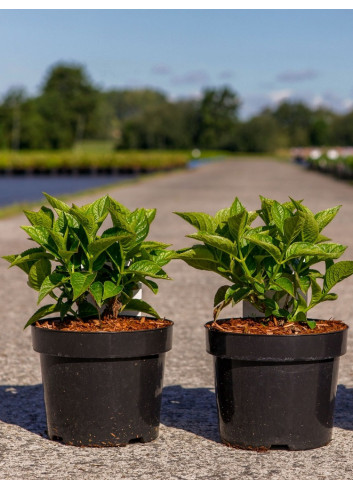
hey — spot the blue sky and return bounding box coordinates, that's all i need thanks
[1,9,353,118]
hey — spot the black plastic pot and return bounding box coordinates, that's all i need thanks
[32,318,173,446]
[205,319,348,450]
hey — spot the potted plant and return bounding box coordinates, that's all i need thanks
[174,196,353,450]
[3,193,173,447]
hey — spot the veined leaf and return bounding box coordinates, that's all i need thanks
[230,197,245,216]
[228,210,248,242]
[24,207,54,229]
[213,285,229,306]
[283,212,306,244]
[89,196,110,222]
[123,299,160,318]
[28,259,51,291]
[187,232,238,258]
[149,249,175,266]
[69,205,97,238]
[309,276,322,306]
[71,272,97,301]
[38,272,68,303]
[89,282,104,307]
[24,303,59,328]
[102,281,123,301]
[273,277,295,297]
[214,207,230,225]
[285,242,322,260]
[174,211,215,233]
[145,208,157,225]
[141,241,171,250]
[88,234,132,262]
[315,205,341,232]
[323,261,353,293]
[21,226,50,246]
[139,277,158,294]
[245,232,281,262]
[127,208,150,244]
[272,201,289,234]
[43,193,70,212]
[128,260,169,279]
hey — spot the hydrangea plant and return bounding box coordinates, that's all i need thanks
[175,196,353,328]
[3,193,173,327]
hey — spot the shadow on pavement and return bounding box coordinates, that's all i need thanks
[0,384,47,438]
[161,384,220,443]
[0,383,350,441]
[334,384,353,431]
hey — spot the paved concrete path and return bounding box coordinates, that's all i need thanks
[0,157,352,480]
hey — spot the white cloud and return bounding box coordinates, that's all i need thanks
[268,89,292,104]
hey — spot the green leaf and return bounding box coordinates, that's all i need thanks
[245,232,281,262]
[149,250,175,266]
[88,234,131,261]
[283,212,306,244]
[230,197,245,216]
[323,261,353,293]
[128,260,169,279]
[69,205,97,238]
[89,282,104,307]
[25,303,59,328]
[141,241,171,250]
[228,210,248,242]
[89,196,110,222]
[315,206,341,232]
[9,248,53,269]
[271,201,289,234]
[123,299,160,318]
[28,259,51,291]
[225,285,251,304]
[139,278,158,294]
[213,285,229,306]
[214,207,230,225]
[188,232,238,258]
[307,320,317,330]
[71,272,97,301]
[274,277,295,297]
[24,207,54,229]
[174,211,215,233]
[77,301,98,318]
[102,281,123,301]
[43,193,70,212]
[302,209,320,243]
[285,242,322,260]
[309,277,322,306]
[145,208,157,225]
[38,272,67,303]
[21,226,50,246]
[127,208,150,244]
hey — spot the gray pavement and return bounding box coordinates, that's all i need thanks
[0,157,352,480]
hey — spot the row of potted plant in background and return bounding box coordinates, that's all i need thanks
[293,148,353,180]
[3,193,353,450]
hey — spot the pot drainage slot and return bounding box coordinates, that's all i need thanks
[129,437,143,444]
[270,444,289,450]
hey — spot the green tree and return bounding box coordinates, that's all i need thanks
[196,87,240,148]
[38,63,99,148]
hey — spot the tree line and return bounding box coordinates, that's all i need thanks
[0,63,352,152]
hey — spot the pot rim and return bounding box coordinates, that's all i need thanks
[32,315,173,335]
[204,318,349,337]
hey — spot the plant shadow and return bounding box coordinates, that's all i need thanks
[334,384,353,431]
[0,382,350,441]
[161,385,220,443]
[0,384,48,438]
